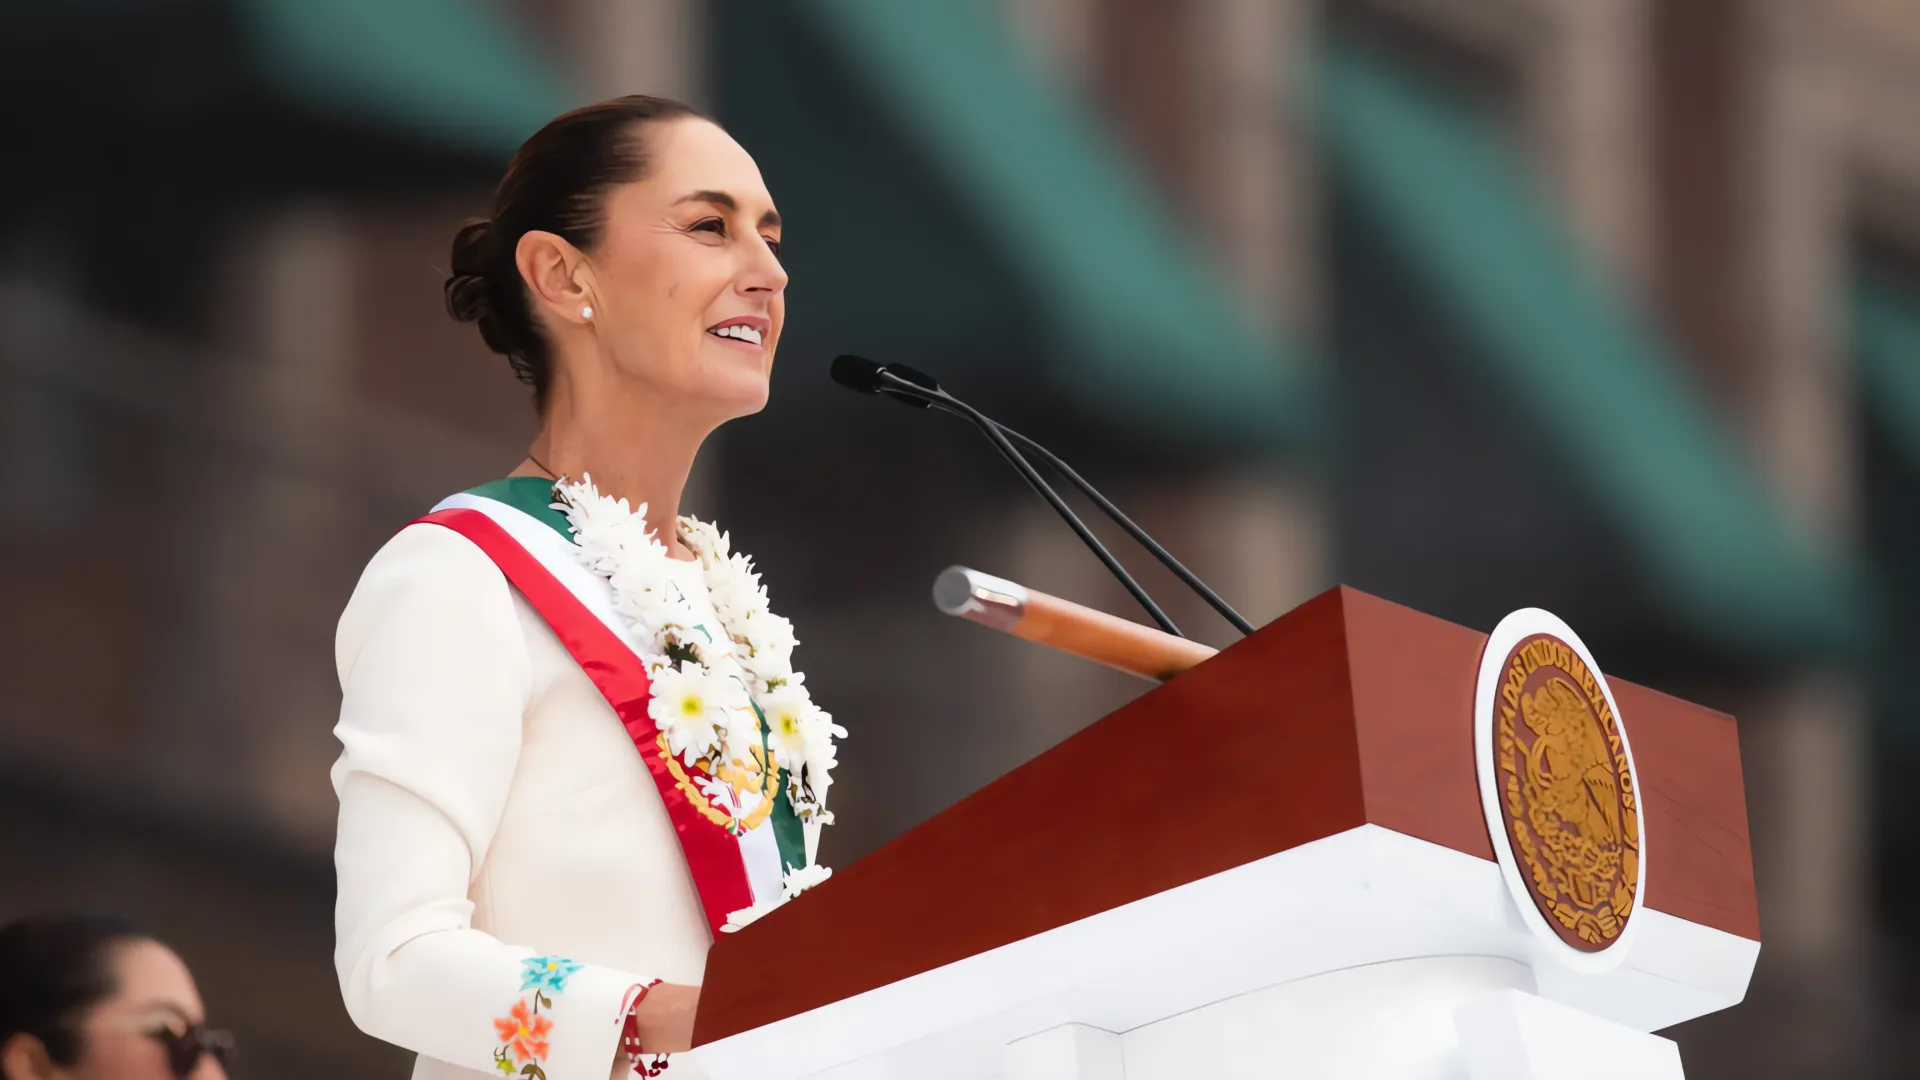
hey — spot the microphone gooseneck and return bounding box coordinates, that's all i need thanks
[867,366,1185,637]
[879,362,1255,636]
[835,355,1255,637]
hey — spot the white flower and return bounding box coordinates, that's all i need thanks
[708,554,766,620]
[719,896,785,934]
[647,661,729,764]
[558,477,644,545]
[616,587,682,636]
[680,517,731,562]
[743,609,797,652]
[717,702,765,770]
[782,862,832,898]
[735,610,797,682]
[791,710,845,818]
[802,708,846,770]
[718,863,832,934]
[757,683,819,772]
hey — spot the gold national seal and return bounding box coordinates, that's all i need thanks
[1490,633,1641,950]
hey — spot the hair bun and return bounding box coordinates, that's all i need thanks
[444,272,492,325]
[445,219,496,325]
[449,218,494,276]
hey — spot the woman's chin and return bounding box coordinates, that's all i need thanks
[704,368,772,417]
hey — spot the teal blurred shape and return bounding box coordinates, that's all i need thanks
[240,0,578,158]
[793,0,1318,452]
[1316,39,1862,658]
[1854,273,1920,480]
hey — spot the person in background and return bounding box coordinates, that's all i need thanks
[0,915,230,1080]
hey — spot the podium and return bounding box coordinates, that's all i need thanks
[687,586,1758,1079]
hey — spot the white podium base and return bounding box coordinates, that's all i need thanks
[1119,955,1530,1080]
[699,827,1745,1080]
[993,960,1684,1080]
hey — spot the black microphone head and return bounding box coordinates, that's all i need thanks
[831,354,940,409]
[884,362,941,394]
[830,354,887,394]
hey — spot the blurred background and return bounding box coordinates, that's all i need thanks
[1,0,1916,1075]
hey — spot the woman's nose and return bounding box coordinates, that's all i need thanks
[740,241,788,294]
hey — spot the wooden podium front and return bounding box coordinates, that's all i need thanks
[687,586,1758,1080]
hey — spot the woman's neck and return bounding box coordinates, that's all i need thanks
[517,375,713,560]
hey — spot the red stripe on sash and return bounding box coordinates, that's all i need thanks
[413,507,751,937]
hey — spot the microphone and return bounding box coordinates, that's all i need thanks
[831,354,1186,638]
[878,361,1255,636]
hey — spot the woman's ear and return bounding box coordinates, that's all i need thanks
[1,1032,62,1080]
[514,230,597,329]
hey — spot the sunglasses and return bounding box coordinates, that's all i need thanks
[142,1022,234,1078]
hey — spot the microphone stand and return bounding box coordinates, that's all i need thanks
[873,369,1186,638]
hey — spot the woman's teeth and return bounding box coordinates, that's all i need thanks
[708,324,763,346]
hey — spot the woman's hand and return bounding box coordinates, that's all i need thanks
[631,982,701,1055]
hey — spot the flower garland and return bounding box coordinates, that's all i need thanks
[553,475,843,908]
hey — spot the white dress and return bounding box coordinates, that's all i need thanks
[332,507,744,1079]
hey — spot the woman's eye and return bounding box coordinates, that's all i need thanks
[692,218,726,236]
[763,237,782,257]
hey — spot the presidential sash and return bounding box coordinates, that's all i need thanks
[413,497,791,937]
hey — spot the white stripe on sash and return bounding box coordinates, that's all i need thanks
[430,493,641,657]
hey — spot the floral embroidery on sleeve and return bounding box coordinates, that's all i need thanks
[492,956,584,1078]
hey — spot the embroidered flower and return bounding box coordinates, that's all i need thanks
[491,953,588,1075]
[519,955,584,995]
[493,999,552,1064]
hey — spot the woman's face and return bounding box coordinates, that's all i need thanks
[62,940,223,1080]
[585,117,787,420]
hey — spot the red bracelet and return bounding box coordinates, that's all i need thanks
[620,981,670,1077]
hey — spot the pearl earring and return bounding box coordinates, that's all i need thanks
[581,306,593,320]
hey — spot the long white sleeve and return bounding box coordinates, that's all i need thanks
[331,524,646,1079]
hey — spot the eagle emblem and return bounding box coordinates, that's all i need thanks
[1493,635,1641,949]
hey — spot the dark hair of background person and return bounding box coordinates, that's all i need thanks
[444,95,711,409]
[0,914,149,1066]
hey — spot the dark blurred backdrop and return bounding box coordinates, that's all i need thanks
[3,1,1918,1077]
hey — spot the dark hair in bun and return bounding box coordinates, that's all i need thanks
[445,95,708,407]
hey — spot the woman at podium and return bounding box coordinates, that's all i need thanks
[329,96,843,1080]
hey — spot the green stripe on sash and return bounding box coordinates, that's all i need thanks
[753,701,808,874]
[467,476,572,538]
[769,771,807,874]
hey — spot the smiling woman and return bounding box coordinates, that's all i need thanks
[332,97,842,1080]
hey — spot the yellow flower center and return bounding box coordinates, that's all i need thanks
[679,694,705,717]
[778,712,801,737]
